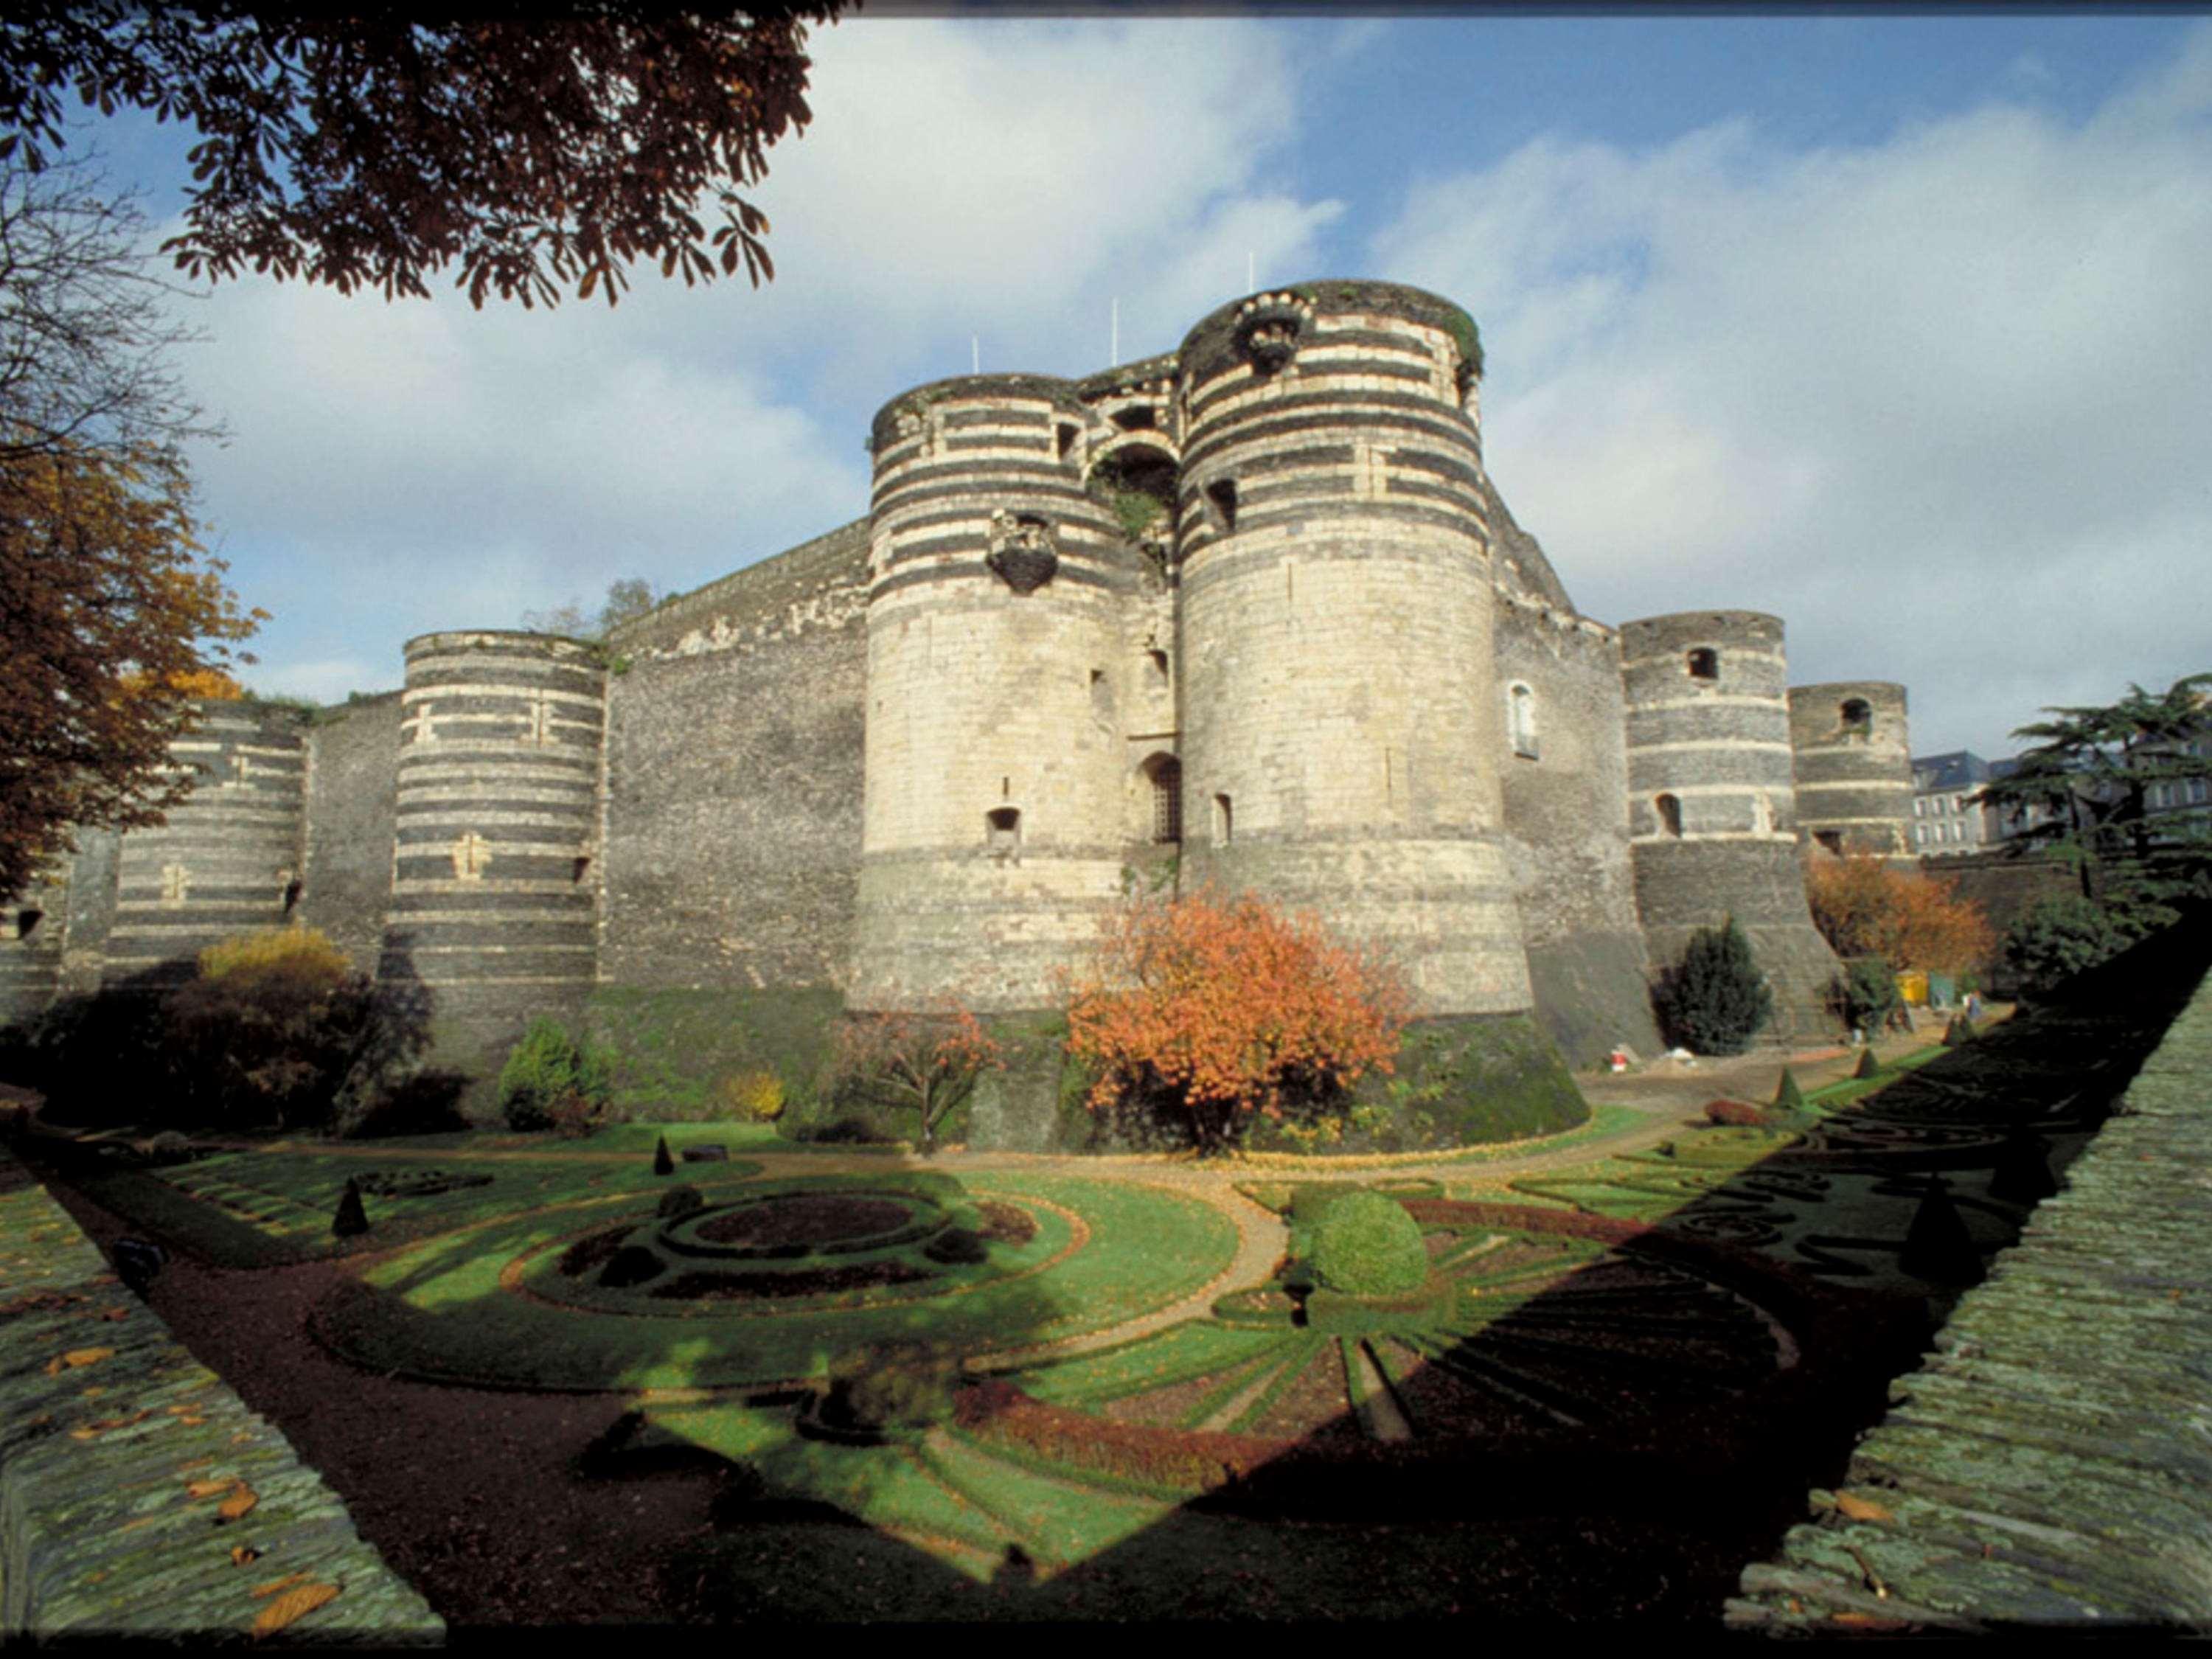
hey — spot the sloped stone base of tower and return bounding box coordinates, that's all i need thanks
[1523,932,1666,1068]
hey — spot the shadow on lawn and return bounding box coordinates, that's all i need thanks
[667,920,2212,1622]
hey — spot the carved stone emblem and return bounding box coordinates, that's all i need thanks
[987,510,1059,595]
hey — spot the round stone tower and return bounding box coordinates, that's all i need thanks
[1618,611,1840,1036]
[1789,681,1916,859]
[849,374,1141,1011]
[1173,282,1531,1016]
[104,700,309,985]
[380,632,607,1064]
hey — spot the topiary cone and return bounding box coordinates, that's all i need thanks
[1853,1046,1882,1081]
[1941,1015,1975,1048]
[1773,1068,1806,1110]
[333,1177,369,1238]
[1898,1175,1983,1287]
[653,1135,674,1176]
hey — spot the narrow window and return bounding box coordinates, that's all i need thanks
[1686,648,1719,681]
[1056,422,1079,462]
[1144,755,1182,844]
[1090,668,1113,723]
[1206,478,1238,532]
[1815,830,1843,855]
[1841,698,1873,737]
[13,908,41,941]
[1507,683,1538,759]
[1655,793,1683,838]
[987,807,1021,859]
[571,855,591,886]
[281,878,303,914]
[1146,648,1170,687]
[1213,793,1233,845]
[1111,406,1156,431]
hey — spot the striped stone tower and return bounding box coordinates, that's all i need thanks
[1619,611,1840,1036]
[849,374,1142,1012]
[380,633,607,1062]
[104,703,310,987]
[1789,681,1916,860]
[1174,282,1531,1016]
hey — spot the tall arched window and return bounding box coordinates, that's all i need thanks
[1841,698,1873,737]
[1655,793,1683,837]
[1506,683,1538,759]
[1141,754,1182,844]
[1686,648,1719,681]
[986,807,1021,860]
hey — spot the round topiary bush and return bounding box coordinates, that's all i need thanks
[658,1184,705,1221]
[1307,1190,1427,1298]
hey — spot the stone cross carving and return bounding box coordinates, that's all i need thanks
[221,752,255,790]
[451,832,492,882]
[1354,440,1394,500]
[409,702,438,745]
[160,863,190,905]
[521,695,553,747]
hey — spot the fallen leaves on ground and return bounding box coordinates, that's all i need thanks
[251,1581,339,1635]
[217,1482,260,1522]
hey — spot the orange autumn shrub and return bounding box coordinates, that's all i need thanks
[1062,887,1412,1154]
[1805,855,1996,975]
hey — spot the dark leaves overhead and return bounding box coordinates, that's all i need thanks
[0,4,847,309]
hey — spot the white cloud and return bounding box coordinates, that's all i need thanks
[1370,24,2212,755]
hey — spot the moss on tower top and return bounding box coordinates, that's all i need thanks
[1178,279,1484,386]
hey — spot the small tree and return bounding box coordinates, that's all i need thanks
[1062,887,1412,1155]
[161,926,377,1131]
[824,1006,999,1156]
[1654,917,1773,1056]
[2003,894,2129,995]
[1806,857,1995,976]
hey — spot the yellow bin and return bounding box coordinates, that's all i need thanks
[1897,970,1930,1006]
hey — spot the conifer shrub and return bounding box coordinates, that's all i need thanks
[653,1135,675,1175]
[1773,1068,1806,1111]
[1653,917,1773,1056]
[2003,894,2128,994]
[332,1177,369,1237]
[1306,1190,1427,1298]
[1831,956,1899,1033]
[1853,1046,1882,1081]
[498,1018,617,1133]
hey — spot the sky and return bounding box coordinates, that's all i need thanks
[63,10,2212,760]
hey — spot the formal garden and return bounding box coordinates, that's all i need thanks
[15,914,2206,1626]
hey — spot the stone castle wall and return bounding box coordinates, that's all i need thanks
[0,279,1930,1119]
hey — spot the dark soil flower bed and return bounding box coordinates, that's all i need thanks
[557,1222,636,1279]
[692,1193,917,1248]
[651,1259,936,1300]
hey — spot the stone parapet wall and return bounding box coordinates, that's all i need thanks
[1728,948,2212,1630]
[0,1145,441,1641]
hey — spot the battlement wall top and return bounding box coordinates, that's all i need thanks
[607,519,869,658]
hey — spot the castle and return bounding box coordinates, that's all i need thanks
[0,281,1921,1140]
